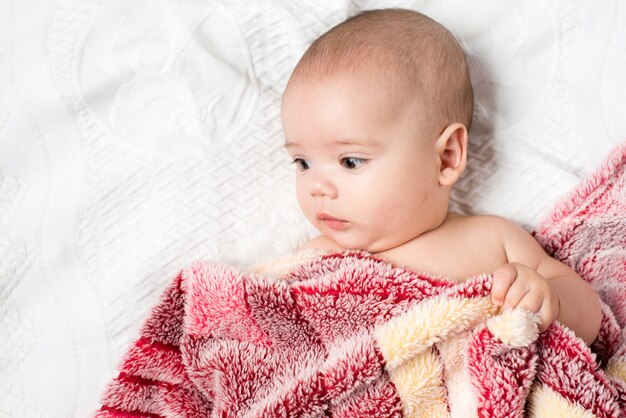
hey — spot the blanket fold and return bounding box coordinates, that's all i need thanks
[97,144,626,418]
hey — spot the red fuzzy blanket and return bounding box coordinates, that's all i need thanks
[96,144,626,417]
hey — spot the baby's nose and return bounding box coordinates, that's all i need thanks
[310,174,338,198]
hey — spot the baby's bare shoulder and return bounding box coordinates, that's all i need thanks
[464,214,546,267]
[446,213,529,251]
[470,214,534,242]
[460,213,532,243]
[456,213,518,231]
[448,213,512,237]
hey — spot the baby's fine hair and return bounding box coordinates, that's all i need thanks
[290,8,474,131]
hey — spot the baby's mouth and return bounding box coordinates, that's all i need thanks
[316,213,348,230]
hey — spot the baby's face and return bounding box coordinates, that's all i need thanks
[281,71,448,252]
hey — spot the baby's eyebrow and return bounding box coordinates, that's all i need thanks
[333,138,383,148]
[283,138,383,149]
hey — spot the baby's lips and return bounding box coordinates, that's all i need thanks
[320,217,348,231]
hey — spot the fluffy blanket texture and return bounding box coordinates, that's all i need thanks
[96,144,626,417]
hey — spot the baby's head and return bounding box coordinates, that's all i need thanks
[282,8,473,252]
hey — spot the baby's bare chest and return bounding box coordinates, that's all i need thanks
[376,234,508,282]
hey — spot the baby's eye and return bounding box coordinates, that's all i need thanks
[292,158,311,171]
[340,157,366,169]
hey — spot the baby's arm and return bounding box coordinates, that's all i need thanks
[489,217,602,346]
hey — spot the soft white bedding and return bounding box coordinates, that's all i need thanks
[0,0,625,416]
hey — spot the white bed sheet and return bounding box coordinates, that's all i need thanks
[1,0,625,416]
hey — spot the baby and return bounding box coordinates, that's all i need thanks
[281,8,602,345]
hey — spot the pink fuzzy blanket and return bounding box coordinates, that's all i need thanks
[96,144,626,417]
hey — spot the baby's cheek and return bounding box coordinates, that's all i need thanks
[295,189,314,220]
[370,195,400,219]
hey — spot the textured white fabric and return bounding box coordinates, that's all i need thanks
[0,0,625,416]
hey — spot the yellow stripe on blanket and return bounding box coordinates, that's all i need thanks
[606,359,626,382]
[375,295,497,369]
[527,385,596,418]
[388,347,449,418]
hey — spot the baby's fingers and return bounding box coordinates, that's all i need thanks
[491,264,518,306]
[537,292,560,332]
[517,291,558,332]
[515,290,543,313]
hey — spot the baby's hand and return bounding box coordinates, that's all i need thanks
[491,262,560,332]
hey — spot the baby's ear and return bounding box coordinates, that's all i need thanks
[435,123,468,186]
